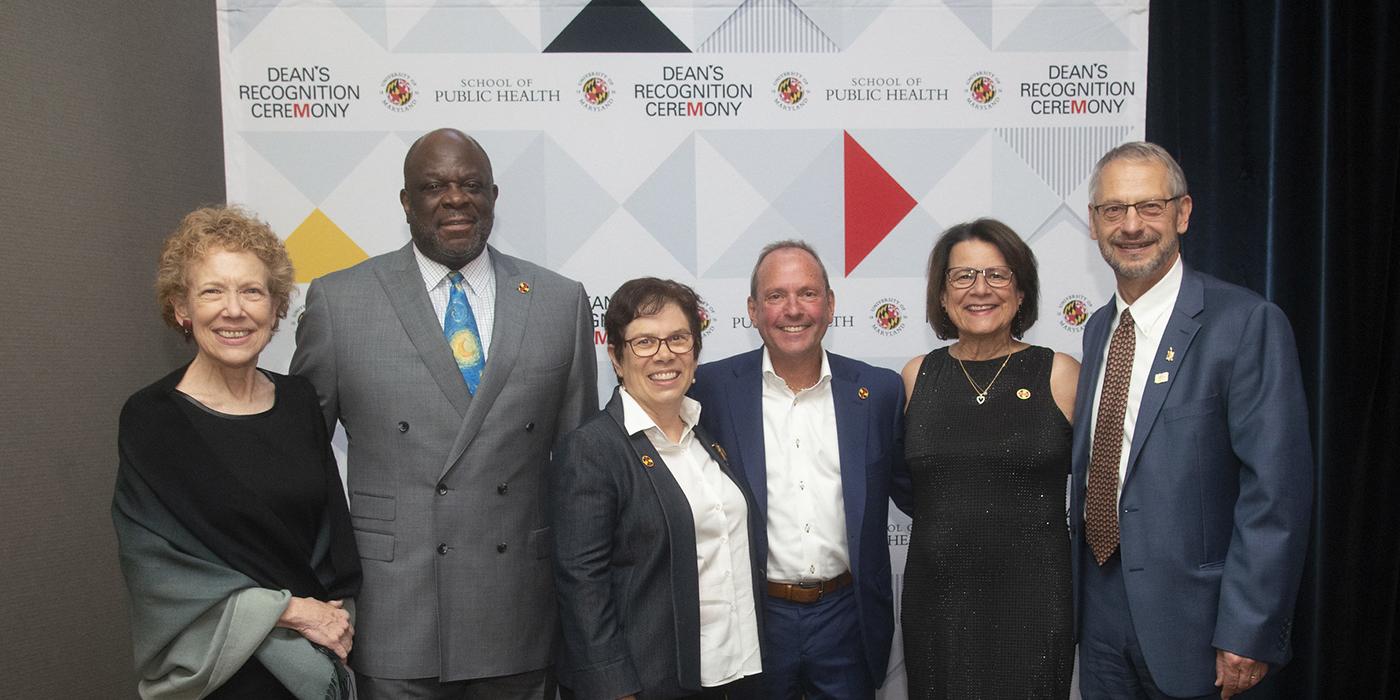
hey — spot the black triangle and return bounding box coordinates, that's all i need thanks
[545,0,691,53]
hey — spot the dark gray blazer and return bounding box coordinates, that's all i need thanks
[552,390,765,700]
[291,243,598,681]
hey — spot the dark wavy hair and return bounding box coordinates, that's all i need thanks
[925,218,1039,340]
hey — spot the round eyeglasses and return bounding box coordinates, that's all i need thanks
[1090,195,1183,223]
[624,332,694,357]
[946,266,1015,289]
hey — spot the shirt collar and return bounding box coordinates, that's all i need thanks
[412,243,494,293]
[1115,255,1183,335]
[619,388,702,444]
[760,347,832,393]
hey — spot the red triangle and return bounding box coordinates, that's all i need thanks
[843,132,918,275]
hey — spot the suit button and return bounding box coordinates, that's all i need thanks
[437,543,449,555]
[524,422,535,432]
[437,483,448,495]
[497,483,509,494]
[497,543,508,553]
[397,421,410,433]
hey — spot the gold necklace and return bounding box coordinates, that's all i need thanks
[955,350,1013,405]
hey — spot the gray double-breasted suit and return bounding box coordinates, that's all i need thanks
[291,242,598,681]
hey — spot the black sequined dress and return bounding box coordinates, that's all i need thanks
[901,346,1073,699]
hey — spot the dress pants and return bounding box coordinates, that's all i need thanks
[756,584,873,700]
[356,667,555,700]
[1078,542,1217,700]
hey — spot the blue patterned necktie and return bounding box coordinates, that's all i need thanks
[444,271,485,393]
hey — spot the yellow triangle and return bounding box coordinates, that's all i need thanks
[284,209,369,283]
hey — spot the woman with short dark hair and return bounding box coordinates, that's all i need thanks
[553,278,764,699]
[899,218,1080,699]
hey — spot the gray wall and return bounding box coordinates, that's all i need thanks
[0,2,225,696]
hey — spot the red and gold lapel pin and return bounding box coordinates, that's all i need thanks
[640,454,655,468]
[517,281,531,294]
[857,387,869,400]
[712,443,728,462]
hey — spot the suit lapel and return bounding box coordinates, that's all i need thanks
[1123,268,1204,484]
[829,355,868,574]
[728,351,768,516]
[441,249,533,478]
[376,244,470,417]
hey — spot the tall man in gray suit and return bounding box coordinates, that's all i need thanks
[292,128,598,698]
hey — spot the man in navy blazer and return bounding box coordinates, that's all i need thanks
[690,241,908,699]
[1071,142,1312,699]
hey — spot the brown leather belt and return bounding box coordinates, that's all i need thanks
[766,571,853,604]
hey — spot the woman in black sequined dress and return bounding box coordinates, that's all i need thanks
[899,219,1081,699]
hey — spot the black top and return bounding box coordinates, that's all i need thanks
[901,346,1074,700]
[120,366,360,699]
[175,377,325,556]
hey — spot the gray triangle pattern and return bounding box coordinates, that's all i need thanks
[704,207,804,278]
[770,136,843,267]
[698,130,838,202]
[224,0,282,51]
[698,0,837,53]
[945,0,993,48]
[494,134,548,260]
[795,0,888,51]
[242,131,387,204]
[704,134,842,278]
[996,126,1133,198]
[539,136,618,269]
[333,1,388,48]
[998,0,1135,51]
[625,136,698,274]
[394,0,536,53]
[1025,201,1091,245]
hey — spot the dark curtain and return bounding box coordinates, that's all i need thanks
[1146,1,1400,697]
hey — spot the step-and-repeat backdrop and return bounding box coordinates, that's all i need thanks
[218,1,1147,694]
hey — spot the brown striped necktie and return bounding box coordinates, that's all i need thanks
[1086,309,1134,565]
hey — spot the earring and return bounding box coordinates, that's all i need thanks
[182,320,193,338]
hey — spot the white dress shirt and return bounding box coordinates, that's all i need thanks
[1088,256,1184,500]
[760,349,849,582]
[413,244,497,360]
[619,390,762,686]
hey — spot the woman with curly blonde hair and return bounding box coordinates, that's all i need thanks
[112,205,361,699]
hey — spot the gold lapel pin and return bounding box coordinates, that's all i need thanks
[1166,346,1176,362]
[857,387,869,400]
[712,443,728,462]
[517,281,531,294]
[1016,388,1031,400]
[640,454,655,468]
[1154,371,1170,384]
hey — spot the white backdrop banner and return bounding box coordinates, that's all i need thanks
[218,1,1147,695]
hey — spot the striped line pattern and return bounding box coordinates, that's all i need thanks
[698,0,838,53]
[996,126,1133,198]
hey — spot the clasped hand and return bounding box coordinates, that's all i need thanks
[277,597,354,662]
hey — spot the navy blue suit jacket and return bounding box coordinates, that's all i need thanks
[1069,265,1313,696]
[691,349,910,687]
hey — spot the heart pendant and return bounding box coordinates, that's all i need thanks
[975,395,986,405]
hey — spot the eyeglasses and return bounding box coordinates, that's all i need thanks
[1090,196,1183,223]
[624,332,694,357]
[946,266,1015,289]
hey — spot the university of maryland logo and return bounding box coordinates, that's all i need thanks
[578,72,614,111]
[381,73,418,112]
[773,72,809,111]
[1058,295,1093,332]
[966,71,1000,109]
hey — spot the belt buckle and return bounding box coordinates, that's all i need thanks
[795,579,824,602]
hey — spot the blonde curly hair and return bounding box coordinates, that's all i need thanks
[155,206,296,333]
